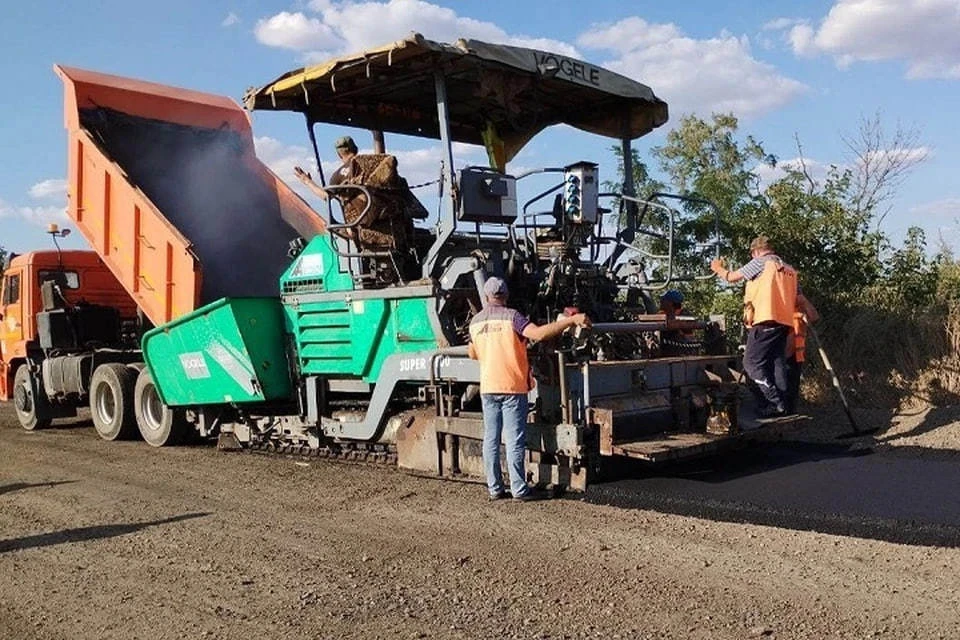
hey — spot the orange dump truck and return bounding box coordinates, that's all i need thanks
[0,65,324,440]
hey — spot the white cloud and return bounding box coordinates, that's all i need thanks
[578,17,807,119]
[452,141,483,156]
[859,146,931,169]
[255,0,578,60]
[254,11,341,52]
[254,136,319,201]
[254,136,316,176]
[391,148,446,186]
[577,18,681,55]
[300,50,338,65]
[907,198,960,253]
[787,0,960,79]
[762,17,805,31]
[754,157,833,190]
[755,146,929,190]
[221,12,240,28]
[2,179,70,228]
[910,197,960,220]
[788,24,816,57]
[0,198,68,226]
[28,178,67,201]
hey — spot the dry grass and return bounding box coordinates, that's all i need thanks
[906,305,960,408]
[803,301,960,411]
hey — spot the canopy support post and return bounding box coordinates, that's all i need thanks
[603,128,638,272]
[422,71,458,279]
[305,117,334,223]
[620,133,637,244]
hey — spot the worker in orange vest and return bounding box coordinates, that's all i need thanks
[781,296,820,414]
[711,235,801,418]
[658,289,694,356]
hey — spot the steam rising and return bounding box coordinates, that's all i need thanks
[80,108,302,303]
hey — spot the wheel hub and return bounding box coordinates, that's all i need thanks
[95,384,117,424]
[142,384,164,432]
[13,382,31,413]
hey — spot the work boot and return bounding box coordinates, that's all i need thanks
[512,490,544,503]
[758,404,787,419]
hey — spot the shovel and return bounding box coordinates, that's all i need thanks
[803,317,878,439]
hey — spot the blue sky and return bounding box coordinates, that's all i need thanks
[2,0,959,255]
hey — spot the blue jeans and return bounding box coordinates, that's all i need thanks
[481,393,529,497]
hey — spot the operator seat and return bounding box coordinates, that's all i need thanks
[336,154,428,284]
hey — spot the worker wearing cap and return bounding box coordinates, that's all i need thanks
[659,289,684,319]
[658,289,693,356]
[293,136,418,281]
[711,235,799,418]
[293,136,359,201]
[468,277,591,501]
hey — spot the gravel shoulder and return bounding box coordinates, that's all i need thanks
[1,405,959,640]
[788,400,960,451]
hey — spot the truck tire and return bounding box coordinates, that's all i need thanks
[134,369,189,447]
[89,363,139,441]
[13,365,52,431]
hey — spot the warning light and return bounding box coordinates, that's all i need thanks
[562,162,598,223]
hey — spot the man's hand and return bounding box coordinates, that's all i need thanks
[293,166,313,184]
[710,257,725,275]
[571,313,591,329]
[525,312,592,342]
[294,166,330,201]
[569,313,591,339]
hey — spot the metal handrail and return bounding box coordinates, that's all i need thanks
[323,183,406,284]
[602,191,724,290]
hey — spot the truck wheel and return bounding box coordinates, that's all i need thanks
[134,369,188,447]
[89,364,139,441]
[13,366,52,431]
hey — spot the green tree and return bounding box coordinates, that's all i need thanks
[639,113,933,313]
[612,111,960,404]
[608,117,760,297]
[645,114,776,315]
[608,145,663,198]
[751,164,884,306]
[860,226,939,310]
[934,247,960,304]
[655,115,770,203]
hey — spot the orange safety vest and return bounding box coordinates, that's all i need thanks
[468,305,533,394]
[743,258,798,328]
[787,311,807,362]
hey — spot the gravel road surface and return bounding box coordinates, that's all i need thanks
[1,405,959,639]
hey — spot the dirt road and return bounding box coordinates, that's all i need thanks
[1,405,959,640]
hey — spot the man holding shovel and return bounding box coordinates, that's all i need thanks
[711,235,801,418]
[783,295,819,414]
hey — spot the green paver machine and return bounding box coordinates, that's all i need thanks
[37,35,770,490]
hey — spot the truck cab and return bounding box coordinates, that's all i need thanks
[0,249,137,402]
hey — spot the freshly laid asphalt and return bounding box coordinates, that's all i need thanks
[586,441,960,548]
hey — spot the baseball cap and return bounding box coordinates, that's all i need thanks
[483,276,509,298]
[660,289,684,305]
[334,135,356,149]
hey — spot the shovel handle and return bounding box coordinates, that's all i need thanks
[802,316,862,433]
